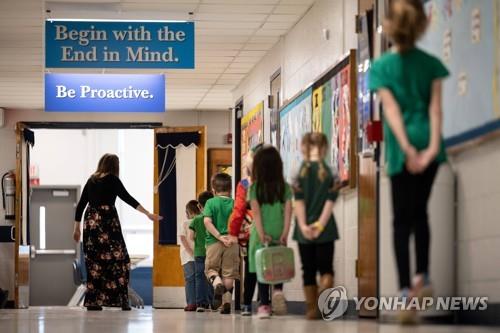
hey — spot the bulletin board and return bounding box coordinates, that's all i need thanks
[241,101,264,162]
[312,51,357,188]
[280,88,312,183]
[419,0,500,147]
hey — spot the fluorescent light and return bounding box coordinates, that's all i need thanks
[46,19,188,23]
[40,206,46,250]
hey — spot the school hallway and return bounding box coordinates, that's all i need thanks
[1,0,500,331]
[0,307,496,333]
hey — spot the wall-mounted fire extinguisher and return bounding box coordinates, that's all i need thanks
[1,171,15,221]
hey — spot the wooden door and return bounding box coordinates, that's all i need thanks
[153,126,206,307]
[207,148,232,182]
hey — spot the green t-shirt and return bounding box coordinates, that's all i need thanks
[293,160,339,244]
[369,47,449,176]
[247,182,292,273]
[189,214,206,257]
[203,196,234,246]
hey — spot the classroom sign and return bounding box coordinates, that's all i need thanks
[45,20,194,68]
[45,73,165,113]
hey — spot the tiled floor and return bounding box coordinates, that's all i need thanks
[0,307,496,333]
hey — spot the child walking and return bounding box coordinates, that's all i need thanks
[293,133,339,320]
[247,146,292,319]
[180,201,197,311]
[189,191,214,312]
[203,173,238,314]
[369,0,448,324]
[228,145,259,316]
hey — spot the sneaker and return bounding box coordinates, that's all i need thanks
[212,283,224,310]
[196,306,205,313]
[271,290,287,316]
[184,304,197,312]
[241,304,252,316]
[257,305,271,319]
[412,274,433,305]
[220,291,232,314]
[397,289,418,325]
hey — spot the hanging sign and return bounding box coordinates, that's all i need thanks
[45,20,195,69]
[45,73,165,113]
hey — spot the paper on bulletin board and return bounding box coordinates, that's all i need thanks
[241,101,264,168]
[312,87,323,132]
[280,88,312,183]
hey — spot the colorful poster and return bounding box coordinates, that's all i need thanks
[313,53,356,187]
[330,65,352,183]
[357,11,373,156]
[280,88,312,183]
[312,87,323,132]
[241,101,264,161]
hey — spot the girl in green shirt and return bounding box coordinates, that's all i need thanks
[248,146,292,319]
[369,0,449,324]
[293,132,340,320]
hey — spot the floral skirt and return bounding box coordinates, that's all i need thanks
[83,205,130,307]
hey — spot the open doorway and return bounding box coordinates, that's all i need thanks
[24,125,156,307]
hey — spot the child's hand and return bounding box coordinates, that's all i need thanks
[219,236,233,247]
[227,235,239,244]
[279,233,288,246]
[300,224,314,240]
[259,233,272,245]
[310,221,325,239]
[310,226,322,239]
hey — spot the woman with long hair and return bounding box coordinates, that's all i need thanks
[73,154,161,311]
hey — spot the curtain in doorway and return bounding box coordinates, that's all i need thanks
[156,132,200,245]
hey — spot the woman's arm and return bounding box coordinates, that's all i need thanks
[250,199,270,244]
[136,205,163,222]
[74,181,89,223]
[115,177,162,221]
[73,181,89,242]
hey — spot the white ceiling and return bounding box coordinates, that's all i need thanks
[0,0,314,111]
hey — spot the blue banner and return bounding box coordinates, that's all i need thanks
[46,20,194,69]
[45,73,165,113]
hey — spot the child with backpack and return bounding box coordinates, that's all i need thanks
[247,146,293,319]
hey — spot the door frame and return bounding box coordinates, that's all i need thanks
[207,148,232,182]
[13,121,162,308]
[152,126,207,302]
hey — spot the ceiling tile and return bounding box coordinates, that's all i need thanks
[0,0,312,110]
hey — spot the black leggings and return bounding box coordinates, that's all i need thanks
[243,255,283,306]
[298,241,335,286]
[390,162,439,289]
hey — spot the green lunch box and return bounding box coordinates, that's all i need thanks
[255,245,295,285]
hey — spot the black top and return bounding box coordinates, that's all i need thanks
[75,174,140,221]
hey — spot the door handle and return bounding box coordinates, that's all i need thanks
[30,248,76,258]
[35,249,76,255]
